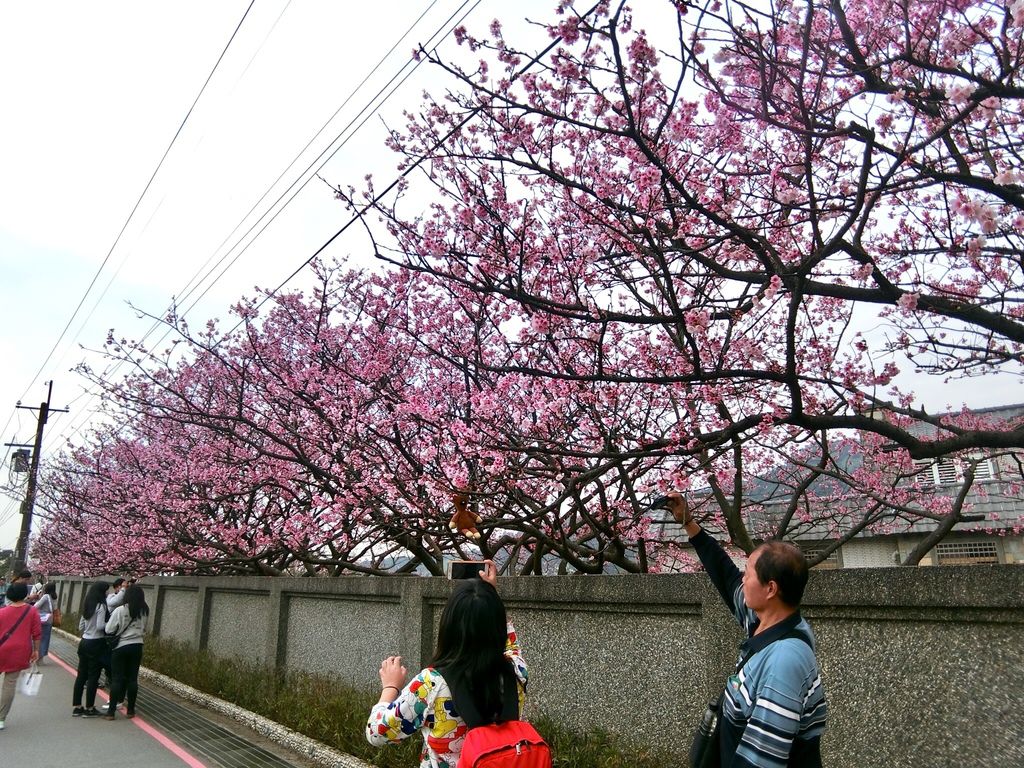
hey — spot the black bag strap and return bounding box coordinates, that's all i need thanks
[733,618,811,675]
[709,622,812,710]
[108,606,133,639]
[734,627,810,675]
[0,606,33,649]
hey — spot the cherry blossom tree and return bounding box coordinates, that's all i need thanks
[33,0,1024,575]
[345,0,1024,555]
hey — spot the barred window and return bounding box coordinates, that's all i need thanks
[935,458,959,484]
[935,540,999,565]
[802,546,841,569]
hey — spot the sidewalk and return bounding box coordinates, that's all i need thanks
[0,634,316,768]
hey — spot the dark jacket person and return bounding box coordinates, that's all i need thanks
[668,494,827,767]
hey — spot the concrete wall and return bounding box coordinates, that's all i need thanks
[54,567,1024,767]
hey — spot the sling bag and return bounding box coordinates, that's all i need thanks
[0,606,32,649]
[690,627,812,768]
[105,615,131,650]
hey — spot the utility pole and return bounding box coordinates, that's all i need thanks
[5,381,68,574]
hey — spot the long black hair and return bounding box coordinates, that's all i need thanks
[43,582,57,598]
[124,584,149,621]
[83,581,110,621]
[431,579,513,725]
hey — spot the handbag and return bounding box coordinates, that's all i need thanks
[53,607,63,627]
[105,611,137,650]
[105,628,125,650]
[18,663,43,696]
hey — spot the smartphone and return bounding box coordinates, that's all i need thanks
[447,560,486,580]
[648,494,671,510]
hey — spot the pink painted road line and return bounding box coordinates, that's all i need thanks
[50,652,210,768]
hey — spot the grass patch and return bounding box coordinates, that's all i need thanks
[140,634,420,768]
[536,716,674,768]
[61,613,675,767]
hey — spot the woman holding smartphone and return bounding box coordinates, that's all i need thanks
[365,561,529,767]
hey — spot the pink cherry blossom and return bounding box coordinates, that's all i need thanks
[33,0,1024,576]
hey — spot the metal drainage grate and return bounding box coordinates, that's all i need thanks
[52,636,300,768]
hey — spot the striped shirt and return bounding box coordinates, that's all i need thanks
[690,530,827,767]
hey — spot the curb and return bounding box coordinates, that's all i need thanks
[53,628,374,768]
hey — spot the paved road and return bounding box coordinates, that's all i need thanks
[0,635,310,768]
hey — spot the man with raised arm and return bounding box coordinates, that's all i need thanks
[667,494,827,768]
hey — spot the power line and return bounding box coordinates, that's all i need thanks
[237,3,577,328]
[41,0,597,466]
[45,1,298,388]
[179,0,480,322]
[0,0,257,450]
[26,2,607,560]
[40,0,470,453]
[0,495,22,542]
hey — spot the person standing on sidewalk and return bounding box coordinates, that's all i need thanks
[33,583,60,663]
[103,584,148,720]
[366,561,532,768]
[0,581,42,731]
[98,578,129,689]
[12,571,36,604]
[665,494,827,768]
[72,581,110,718]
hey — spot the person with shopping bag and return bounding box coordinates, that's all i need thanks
[0,581,42,731]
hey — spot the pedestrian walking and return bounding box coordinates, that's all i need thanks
[0,582,42,731]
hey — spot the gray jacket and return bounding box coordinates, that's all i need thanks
[104,604,146,647]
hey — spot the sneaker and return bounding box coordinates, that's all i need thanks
[103,713,115,721]
[125,711,136,719]
[72,707,85,717]
[82,707,100,718]
[0,720,5,730]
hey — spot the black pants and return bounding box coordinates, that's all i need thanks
[100,644,113,682]
[73,637,106,707]
[108,643,144,714]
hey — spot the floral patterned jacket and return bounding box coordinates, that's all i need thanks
[366,623,528,768]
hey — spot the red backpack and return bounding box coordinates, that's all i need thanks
[440,666,553,768]
[458,719,552,768]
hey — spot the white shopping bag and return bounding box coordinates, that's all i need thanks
[18,664,42,696]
